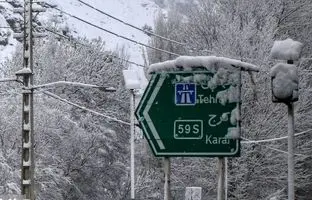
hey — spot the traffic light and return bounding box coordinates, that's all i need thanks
[270,38,302,104]
[270,62,298,103]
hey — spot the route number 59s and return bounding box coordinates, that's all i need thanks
[174,120,203,139]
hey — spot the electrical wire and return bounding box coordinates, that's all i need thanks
[76,0,185,46]
[32,80,115,91]
[242,137,307,157]
[8,2,312,70]
[241,128,312,144]
[43,91,131,126]
[45,27,146,68]
[45,26,312,71]
[48,5,180,57]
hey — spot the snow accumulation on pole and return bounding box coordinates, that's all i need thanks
[147,56,259,74]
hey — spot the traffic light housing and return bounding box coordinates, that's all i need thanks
[270,62,299,103]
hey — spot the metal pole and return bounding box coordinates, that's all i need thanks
[225,157,228,200]
[287,103,295,200]
[130,89,135,200]
[21,0,35,199]
[164,157,171,200]
[217,157,225,200]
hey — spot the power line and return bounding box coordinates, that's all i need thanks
[302,57,312,60]
[0,78,18,82]
[241,128,312,144]
[32,81,116,91]
[76,0,185,46]
[42,91,131,126]
[0,0,45,3]
[49,6,180,57]
[45,27,146,68]
[47,26,312,70]
[242,137,307,157]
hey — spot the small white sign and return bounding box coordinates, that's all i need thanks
[185,187,202,200]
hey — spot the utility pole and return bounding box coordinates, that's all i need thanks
[18,0,35,199]
[13,2,46,199]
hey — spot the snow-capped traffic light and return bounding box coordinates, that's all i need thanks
[270,38,302,103]
[270,62,298,103]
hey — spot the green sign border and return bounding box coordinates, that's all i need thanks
[136,71,241,157]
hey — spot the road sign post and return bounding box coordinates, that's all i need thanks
[164,157,171,200]
[136,71,241,157]
[217,157,226,200]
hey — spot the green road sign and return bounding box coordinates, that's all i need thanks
[135,71,241,157]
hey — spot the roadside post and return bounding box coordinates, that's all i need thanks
[123,69,141,200]
[270,38,303,200]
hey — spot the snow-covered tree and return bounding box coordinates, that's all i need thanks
[1,33,132,199]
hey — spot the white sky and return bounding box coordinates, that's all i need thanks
[45,0,161,65]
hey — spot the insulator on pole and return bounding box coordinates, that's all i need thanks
[13,8,24,14]
[13,32,24,39]
[33,32,47,38]
[32,6,46,12]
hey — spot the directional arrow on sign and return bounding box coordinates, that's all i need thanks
[135,71,240,157]
[142,74,166,150]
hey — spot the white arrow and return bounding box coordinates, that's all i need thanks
[143,74,166,150]
[136,75,158,153]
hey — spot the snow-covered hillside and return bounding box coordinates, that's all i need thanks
[0,0,165,86]
[43,0,161,64]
